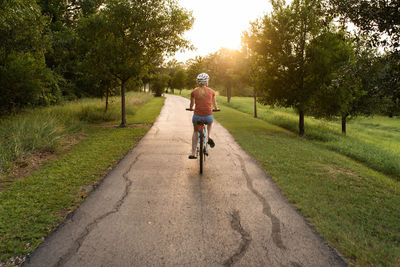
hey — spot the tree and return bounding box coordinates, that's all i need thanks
[79,0,193,126]
[37,0,105,99]
[329,0,400,49]
[241,39,263,118]
[0,0,60,113]
[152,73,170,97]
[377,52,400,117]
[328,1,400,117]
[206,48,241,103]
[245,0,336,136]
[308,37,365,133]
[171,69,187,94]
[185,56,206,89]
[163,59,184,93]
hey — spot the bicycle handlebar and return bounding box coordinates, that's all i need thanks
[186,108,220,112]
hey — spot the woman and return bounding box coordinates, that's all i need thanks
[189,73,219,159]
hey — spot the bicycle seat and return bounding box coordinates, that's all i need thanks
[197,121,208,125]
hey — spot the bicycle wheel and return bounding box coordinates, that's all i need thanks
[199,134,204,174]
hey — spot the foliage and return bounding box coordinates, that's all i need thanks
[329,0,400,49]
[171,68,187,93]
[245,0,335,136]
[78,0,193,126]
[328,1,400,117]
[0,52,61,113]
[163,59,185,92]
[206,48,245,102]
[1,0,192,115]
[376,52,400,116]
[152,73,170,97]
[185,56,207,89]
[0,0,60,113]
[304,31,359,132]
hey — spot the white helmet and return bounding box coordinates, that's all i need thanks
[196,73,210,85]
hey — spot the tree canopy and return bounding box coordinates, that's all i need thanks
[78,0,193,126]
[329,0,400,49]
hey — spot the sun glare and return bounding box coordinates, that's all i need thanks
[173,0,271,62]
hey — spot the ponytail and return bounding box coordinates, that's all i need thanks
[198,86,208,99]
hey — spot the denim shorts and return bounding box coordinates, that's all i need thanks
[192,114,214,125]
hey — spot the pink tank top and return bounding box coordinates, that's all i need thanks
[190,87,216,116]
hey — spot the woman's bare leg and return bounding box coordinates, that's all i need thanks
[191,125,200,156]
[207,122,213,140]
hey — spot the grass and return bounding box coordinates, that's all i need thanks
[0,94,164,264]
[0,92,152,177]
[214,95,400,179]
[212,105,400,266]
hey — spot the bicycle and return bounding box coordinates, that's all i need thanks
[186,108,220,174]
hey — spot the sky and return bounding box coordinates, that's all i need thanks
[172,0,272,63]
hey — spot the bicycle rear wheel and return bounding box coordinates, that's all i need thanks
[199,134,204,174]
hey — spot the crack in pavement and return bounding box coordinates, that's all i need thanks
[290,260,303,267]
[175,137,191,144]
[197,175,206,257]
[55,153,142,267]
[235,153,287,250]
[223,210,251,266]
[154,126,160,136]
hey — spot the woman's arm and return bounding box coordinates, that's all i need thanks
[190,95,195,110]
[212,95,218,110]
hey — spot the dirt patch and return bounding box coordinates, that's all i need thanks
[310,162,360,178]
[97,123,150,128]
[0,255,26,267]
[0,134,86,193]
[325,166,359,177]
[127,98,146,105]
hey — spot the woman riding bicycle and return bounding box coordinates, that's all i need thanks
[189,73,219,159]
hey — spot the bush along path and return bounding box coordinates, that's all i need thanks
[0,97,165,265]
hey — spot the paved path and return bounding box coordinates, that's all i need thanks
[23,94,346,266]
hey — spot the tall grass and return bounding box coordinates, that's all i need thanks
[0,92,152,175]
[216,96,400,179]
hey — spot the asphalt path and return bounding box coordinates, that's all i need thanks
[23,94,346,266]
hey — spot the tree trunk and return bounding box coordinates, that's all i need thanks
[341,114,347,134]
[299,110,305,137]
[120,81,126,127]
[253,89,257,118]
[105,88,109,112]
[227,87,231,103]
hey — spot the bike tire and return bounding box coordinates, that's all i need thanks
[199,134,204,174]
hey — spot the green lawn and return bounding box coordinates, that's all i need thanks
[214,95,400,179]
[0,94,164,264]
[213,105,400,266]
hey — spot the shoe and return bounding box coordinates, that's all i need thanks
[208,138,215,148]
[188,155,197,159]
